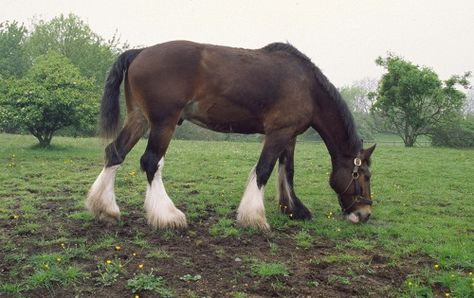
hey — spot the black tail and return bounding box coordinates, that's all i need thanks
[100,49,143,138]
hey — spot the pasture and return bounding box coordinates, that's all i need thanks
[0,133,473,297]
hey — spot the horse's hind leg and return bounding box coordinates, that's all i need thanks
[87,110,148,224]
[140,114,187,229]
[237,130,294,231]
[276,138,312,220]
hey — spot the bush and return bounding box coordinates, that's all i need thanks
[431,118,474,148]
[0,52,98,146]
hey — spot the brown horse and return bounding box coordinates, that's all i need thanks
[86,40,375,231]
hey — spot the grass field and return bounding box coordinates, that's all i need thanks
[1,133,473,297]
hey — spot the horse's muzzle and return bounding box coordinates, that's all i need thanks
[346,205,372,223]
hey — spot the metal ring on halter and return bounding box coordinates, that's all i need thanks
[354,157,362,166]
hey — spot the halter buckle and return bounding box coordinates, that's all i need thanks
[354,157,362,166]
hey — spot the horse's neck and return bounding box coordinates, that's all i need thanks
[312,104,360,163]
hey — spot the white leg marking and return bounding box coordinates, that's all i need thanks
[86,165,120,223]
[145,159,187,229]
[276,164,294,209]
[237,168,269,231]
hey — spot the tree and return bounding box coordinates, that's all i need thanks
[370,54,470,147]
[339,78,378,140]
[26,14,126,88]
[0,52,98,147]
[0,21,30,78]
[464,89,474,116]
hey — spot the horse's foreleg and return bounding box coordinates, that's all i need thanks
[237,131,294,231]
[276,138,312,220]
[141,119,187,229]
[87,111,148,224]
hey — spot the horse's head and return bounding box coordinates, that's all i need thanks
[330,144,376,223]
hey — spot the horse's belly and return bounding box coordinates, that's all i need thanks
[182,100,264,134]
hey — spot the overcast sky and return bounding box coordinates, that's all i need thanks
[2,0,473,87]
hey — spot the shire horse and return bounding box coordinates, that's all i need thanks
[87,41,376,231]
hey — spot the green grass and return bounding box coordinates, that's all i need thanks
[249,259,289,278]
[126,272,175,297]
[1,133,473,296]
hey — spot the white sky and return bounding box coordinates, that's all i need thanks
[2,0,473,87]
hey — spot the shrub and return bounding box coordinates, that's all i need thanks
[431,118,474,148]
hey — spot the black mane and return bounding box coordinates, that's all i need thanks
[263,42,362,154]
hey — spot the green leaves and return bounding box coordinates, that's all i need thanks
[0,52,98,146]
[372,54,471,146]
[0,21,30,78]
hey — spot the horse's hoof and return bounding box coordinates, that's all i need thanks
[97,211,120,225]
[236,216,271,232]
[147,210,188,229]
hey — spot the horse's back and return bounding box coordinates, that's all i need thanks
[126,40,313,134]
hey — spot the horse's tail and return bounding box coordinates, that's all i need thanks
[100,48,143,139]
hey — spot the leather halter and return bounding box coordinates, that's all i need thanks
[338,155,373,214]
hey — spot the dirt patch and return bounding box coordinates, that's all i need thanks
[1,204,434,298]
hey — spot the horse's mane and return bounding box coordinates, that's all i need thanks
[262,42,362,153]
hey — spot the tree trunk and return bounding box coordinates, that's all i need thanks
[33,131,53,147]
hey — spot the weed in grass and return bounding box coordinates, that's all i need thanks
[268,242,279,256]
[63,244,90,260]
[68,210,94,222]
[14,222,41,235]
[270,280,287,291]
[126,271,175,297]
[307,280,320,287]
[433,271,474,298]
[209,218,240,237]
[215,248,226,258]
[180,274,202,282]
[294,229,313,249]
[132,235,151,248]
[90,235,118,252]
[95,258,124,287]
[344,238,374,250]
[146,249,172,260]
[162,229,179,240]
[327,274,351,286]
[27,264,84,291]
[0,282,22,295]
[250,259,289,278]
[232,292,248,298]
[402,277,433,297]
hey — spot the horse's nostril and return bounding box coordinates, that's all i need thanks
[361,213,371,222]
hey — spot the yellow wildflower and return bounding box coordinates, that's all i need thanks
[115,245,121,251]
[138,263,144,269]
[106,259,112,264]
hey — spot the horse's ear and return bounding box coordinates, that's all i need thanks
[362,144,376,160]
